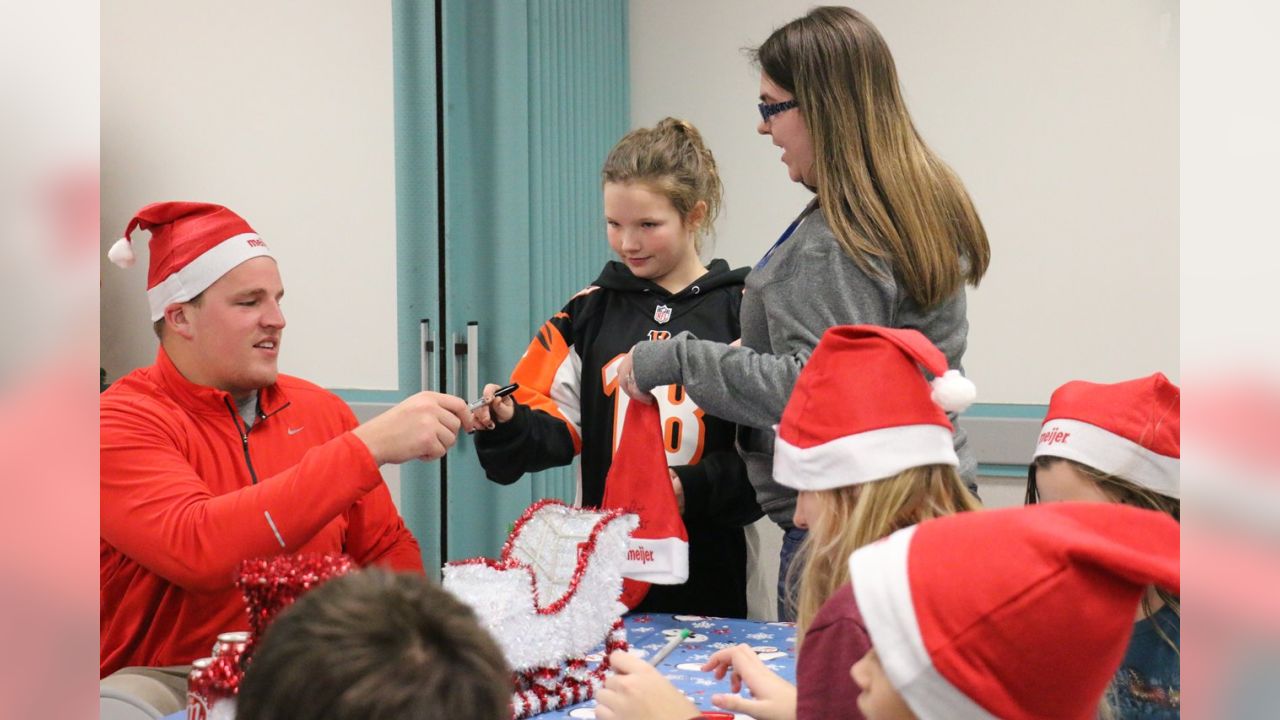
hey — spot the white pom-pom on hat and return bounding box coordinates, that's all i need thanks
[931,369,977,413]
[107,237,135,268]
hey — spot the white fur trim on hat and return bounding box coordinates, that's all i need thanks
[850,526,997,720]
[146,232,272,321]
[107,237,135,268]
[1033,418,1180,499]
[621,536,690,584]
[773,424,958,491]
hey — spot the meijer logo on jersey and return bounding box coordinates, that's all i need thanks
[1039,427,1071,446]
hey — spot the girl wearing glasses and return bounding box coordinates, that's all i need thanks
[614,5,991,621]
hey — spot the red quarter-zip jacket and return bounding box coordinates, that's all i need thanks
[100,348,422,677]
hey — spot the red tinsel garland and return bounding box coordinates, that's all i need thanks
[188,552,355,718]
[236,552,355,641]
[508,617,628,719]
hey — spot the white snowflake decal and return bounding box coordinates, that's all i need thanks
[693,621,714,629]
[746,632,773,641]
[711,642,736,649]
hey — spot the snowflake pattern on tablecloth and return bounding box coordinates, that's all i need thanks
[529,613,796,720]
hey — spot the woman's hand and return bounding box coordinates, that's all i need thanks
[703,644,798,720]
[616,351,654,404]
[595,650,700,720]
[470,382,515,430]
[670,469,685,514]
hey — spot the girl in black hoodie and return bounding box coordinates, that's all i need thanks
[473,118,762,618]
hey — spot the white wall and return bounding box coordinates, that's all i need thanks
[630,0,1179,404]
[100,0,399,391]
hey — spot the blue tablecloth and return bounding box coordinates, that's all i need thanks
[164,613,797,720]
[539,612,797,719]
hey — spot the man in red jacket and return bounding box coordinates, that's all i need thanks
[100,202,473,711]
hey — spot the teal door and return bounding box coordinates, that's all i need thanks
[395,0,628,569]
[391,0,446,578]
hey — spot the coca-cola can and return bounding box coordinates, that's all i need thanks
[186,657,215,720]
[212,630,251,660]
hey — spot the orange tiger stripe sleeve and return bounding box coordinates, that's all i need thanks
[509,311,583,454]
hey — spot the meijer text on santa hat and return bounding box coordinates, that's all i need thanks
[1033,373,1180,499]
[108,201,273,321]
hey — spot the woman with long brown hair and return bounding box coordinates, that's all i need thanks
[616,6,990,621]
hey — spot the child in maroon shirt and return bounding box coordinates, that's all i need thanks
[599,325,981,720]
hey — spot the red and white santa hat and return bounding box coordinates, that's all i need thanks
[1033,373,1180,499]
[849,502,1180,720]
[601,399,689,609]
[107,201,273,321]
[773,325,976,491]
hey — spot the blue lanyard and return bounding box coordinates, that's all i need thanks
[754,216,802,270]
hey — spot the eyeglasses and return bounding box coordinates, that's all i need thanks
[758,99,798,123]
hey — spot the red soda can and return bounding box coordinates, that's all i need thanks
[212,630,251,660]
[186,656,215,720]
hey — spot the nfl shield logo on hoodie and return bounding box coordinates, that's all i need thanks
[653,304,672,324]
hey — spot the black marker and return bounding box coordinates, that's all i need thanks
[468,383,519,412]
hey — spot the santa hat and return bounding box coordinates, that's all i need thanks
[849,503,1180,720]
[773,325,976,491]
[601,399,689,609]
[1034,373,1180,499]
[107,201,273,321]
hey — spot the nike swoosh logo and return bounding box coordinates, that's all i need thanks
[287,426,304,435]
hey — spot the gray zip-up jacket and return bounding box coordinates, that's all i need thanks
[631,204,977,528]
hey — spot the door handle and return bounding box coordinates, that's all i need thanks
[419,319,435,392]
[451,321,480,401]
[466,321,479,402]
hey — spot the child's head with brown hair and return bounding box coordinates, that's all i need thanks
[600,119,722,292]
[1026,373,1179,508]
[847,503,1180,720]
[602,117,722,249]
[772,324,980,636]
[1026,372,1181,651]
[236,568,510,720]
